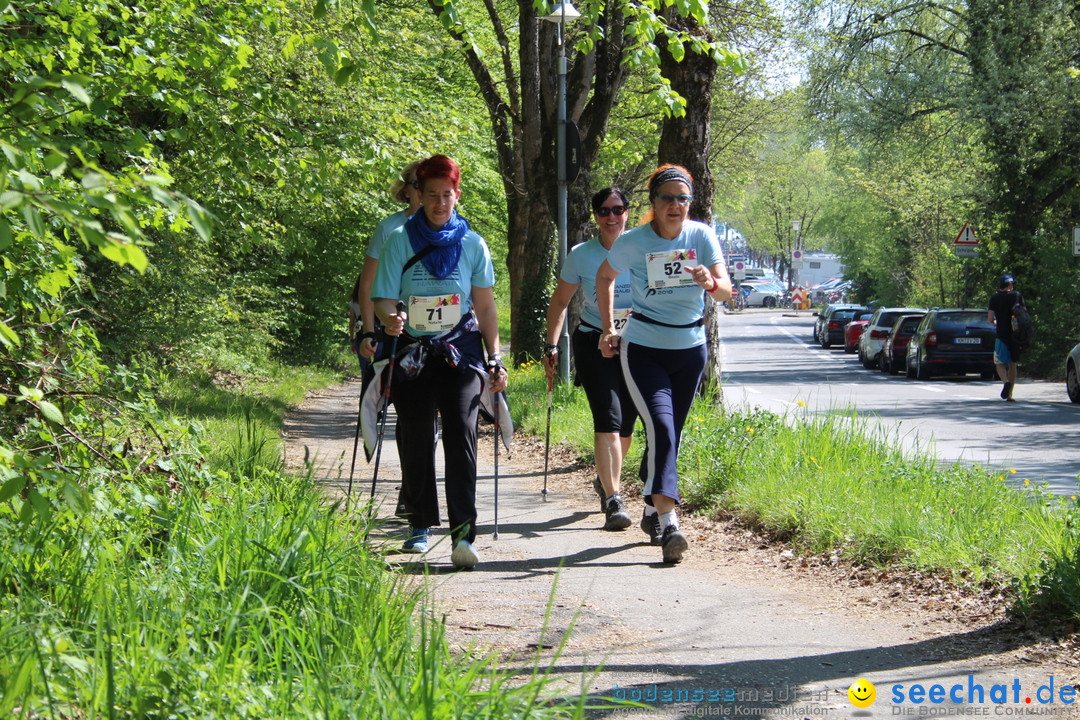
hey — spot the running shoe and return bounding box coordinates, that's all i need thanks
[603,495,632,531]
[660,525,688,564]
[640,508,661,545]
[451,539,479,570]
[401,527,430,554]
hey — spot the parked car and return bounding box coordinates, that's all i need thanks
[815,304,867,348]
[844,309,874,354]
[880,313,926,374]
[738,281,784,308]
[1066,342,1080,403]
[858,306,926,369]
[905,308,996,380]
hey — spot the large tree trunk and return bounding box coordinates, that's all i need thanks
[657,12,722,399]
[427,0,632,365]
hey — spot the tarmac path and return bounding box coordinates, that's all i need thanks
[282,379,1077,720]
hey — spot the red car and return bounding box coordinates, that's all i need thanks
[881,313,926,374]
[844,309,874,353]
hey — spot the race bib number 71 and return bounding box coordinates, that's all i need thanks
[409,294,462,332]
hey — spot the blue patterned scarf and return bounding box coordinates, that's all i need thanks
[405,208,469,279]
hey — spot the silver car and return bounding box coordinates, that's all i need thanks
[738,281,784,308]
[1068,342,1080,403]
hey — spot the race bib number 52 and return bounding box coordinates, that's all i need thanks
[645,249,697,289]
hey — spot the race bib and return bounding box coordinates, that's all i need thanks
[409,294,462,333]
[645,249,697,289]
[613,307,632,332]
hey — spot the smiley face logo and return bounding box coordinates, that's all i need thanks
[848,678,876,708]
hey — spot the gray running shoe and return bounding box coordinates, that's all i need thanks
[603,495,632,531]
[640,508,661,545]
[592,475,606,512]
[661,525,688,564]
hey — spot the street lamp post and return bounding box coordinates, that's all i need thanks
[791,219,802,290]
[543,2,580,384]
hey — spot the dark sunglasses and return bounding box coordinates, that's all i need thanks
[595,205,627,217]
[407,179,420,189]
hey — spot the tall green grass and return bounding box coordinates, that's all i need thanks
[0,362,586,718]
[507,361,1080,620]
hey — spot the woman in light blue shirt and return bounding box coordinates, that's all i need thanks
[349,161,423,362]
[544,187,637,532]
[373,155,507,570]
[596,164,732,564]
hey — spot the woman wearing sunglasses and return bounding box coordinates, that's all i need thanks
[596,165,732,564]
[543,187,638,532]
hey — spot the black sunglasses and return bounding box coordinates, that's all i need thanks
[595,205,627,217]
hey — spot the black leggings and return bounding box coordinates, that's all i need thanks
[391,361,482,543]
[573,328,637,436]
[620,342,707,504]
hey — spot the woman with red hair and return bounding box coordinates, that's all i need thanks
[596,164,732,564]
[372,154,507,570]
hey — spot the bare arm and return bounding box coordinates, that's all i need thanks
[596,259,620,357]
[685,262,733,301]
[472,286,507,393]
[543,279,580,377]
[356,257,380,358]
[374,297,406,336]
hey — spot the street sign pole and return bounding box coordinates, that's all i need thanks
[952,223,979,307]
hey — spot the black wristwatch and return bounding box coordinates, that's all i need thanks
[359,331,377,342]
[487,353,504,371]
[544,343,558,357]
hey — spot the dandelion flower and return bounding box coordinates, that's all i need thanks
[1009,468,1017,474]
[796,400,806,407]
[1024,479,1031,486]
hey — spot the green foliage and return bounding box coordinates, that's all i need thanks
[800,0,1080,371]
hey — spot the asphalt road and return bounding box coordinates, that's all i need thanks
[719,309,1080,495]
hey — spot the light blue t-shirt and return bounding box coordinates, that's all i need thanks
[372,226,495,338]
[560,237,633,331]
[605,219,724,349]
[366,210,409,260]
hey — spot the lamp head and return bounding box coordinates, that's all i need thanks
[542,1,581,23]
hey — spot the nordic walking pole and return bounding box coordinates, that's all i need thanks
[542,371,553,501]
[345,386,363,512]
[492,384,500,540]
[371,300,406,501]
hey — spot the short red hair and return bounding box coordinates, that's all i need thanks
[415,154,461,191]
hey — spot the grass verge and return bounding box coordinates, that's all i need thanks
[0,361,586,718]
[506,361,1080,622]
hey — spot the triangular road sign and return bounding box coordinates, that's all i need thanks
[954,223,978,245]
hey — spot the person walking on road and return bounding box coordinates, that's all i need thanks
[596,164,732,564]
[372,154,507,570]
[987,273,1025,402]
[543,187,638,532]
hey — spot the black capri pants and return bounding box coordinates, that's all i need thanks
[572,327,638,437]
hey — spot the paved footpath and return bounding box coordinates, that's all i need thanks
[283,380,1077,720]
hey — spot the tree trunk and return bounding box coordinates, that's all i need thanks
[657,12,722,400]
[426,0,633,365]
